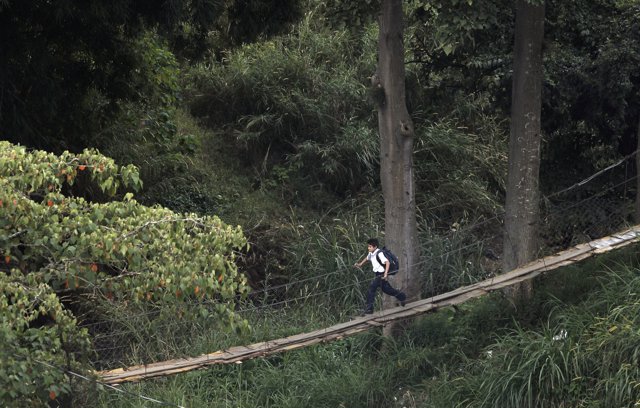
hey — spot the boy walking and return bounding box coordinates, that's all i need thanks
[354,238,406,315]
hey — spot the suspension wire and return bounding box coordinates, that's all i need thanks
[81,272,359,332]
[93,251,486,354]
[84,182,625,339]
[29,359,185,408]
[88,169,634,331]
[90,228,507,349]
[503,170,639,276]
[81,163,637,327]
[545,148,639,199]
[84,219,509,330]
[90,281,373,365]
[91,278,370,344]
[545,173,639,213]
[78,263,370,329]
[84,160,640,360]
[423,148,640,239]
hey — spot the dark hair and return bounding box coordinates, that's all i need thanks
[367,238,379,248]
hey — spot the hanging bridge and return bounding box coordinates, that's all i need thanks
[97,224,640,385]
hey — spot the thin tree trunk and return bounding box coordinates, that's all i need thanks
[376,0,421,335]
[503,0,545,302]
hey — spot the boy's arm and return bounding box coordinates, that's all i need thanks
[382,259,390,279]
[353,255,368,268]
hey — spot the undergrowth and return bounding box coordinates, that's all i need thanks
[422,250,640,408]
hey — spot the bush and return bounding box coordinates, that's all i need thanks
[0,273,91,407]
[0,142,249,405]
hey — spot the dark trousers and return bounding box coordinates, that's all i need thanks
[365,275,406,313]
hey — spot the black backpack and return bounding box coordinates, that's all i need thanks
[375,247,399,275]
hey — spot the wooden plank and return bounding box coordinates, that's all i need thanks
[97,225,640,385]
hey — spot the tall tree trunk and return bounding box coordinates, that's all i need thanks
[503,0,545,302]
[376,0,421,335]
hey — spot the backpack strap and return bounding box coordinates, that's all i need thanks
[375,250,386,268]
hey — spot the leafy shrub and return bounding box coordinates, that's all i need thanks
[0,141,249,404]
[0,273,91,407]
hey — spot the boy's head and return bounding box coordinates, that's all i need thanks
[367,238,379,248]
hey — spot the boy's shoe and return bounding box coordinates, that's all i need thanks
[397,295,406,307]
[360,310,373,316]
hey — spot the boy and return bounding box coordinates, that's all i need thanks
[354,238,406,315]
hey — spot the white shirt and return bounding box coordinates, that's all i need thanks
[367,249,388,273]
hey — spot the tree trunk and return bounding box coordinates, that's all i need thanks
[503,0,545,302]
[376,0,421,335]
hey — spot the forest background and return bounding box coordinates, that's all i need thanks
[2,0,640,407]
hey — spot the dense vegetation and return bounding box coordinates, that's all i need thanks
[1,0,639,407]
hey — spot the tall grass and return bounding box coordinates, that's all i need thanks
[270,201,385,316]
[92,324,420,408]
[424,261,640,408]
[419,225,501,297]
[413,94,508,226]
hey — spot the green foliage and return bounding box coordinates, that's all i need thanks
[0,273,91,407]
[223,0,304,46]
[404,0,640,199]
[475,325,581,407]
[542,0,640,188]
[1,0,304,152]
[186,14,379,197]
[184,0,511,225]
[424,263,640,408]
[83,32,182,151]
[0,141,249,404]
[3,1,638,406]
[406,0,513,110]
[413,95,507,224]
[1,141,248,309]
[100,107,212,215]
[134,32,181,109]
[0,0,207,150]
[408,0,509,57]
[401,296,515,378]
[311,0,381,30]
